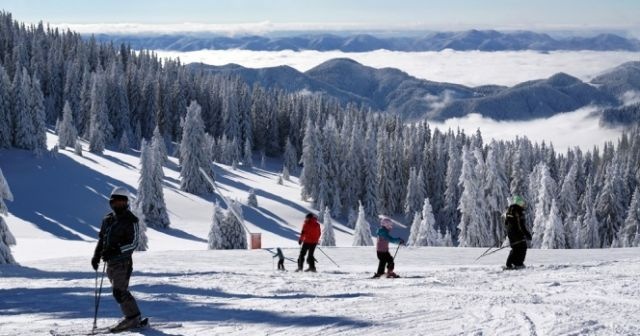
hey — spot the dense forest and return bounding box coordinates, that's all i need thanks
[0,12,638,249]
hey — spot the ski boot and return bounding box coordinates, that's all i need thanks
[304,267,317,273]
[386,271,400,278]
[371,273,383,278]
[110,315,141,333]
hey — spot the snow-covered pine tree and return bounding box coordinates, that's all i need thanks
[247,189,258,207]
[362,128,379,222]
[483,143,509,246]
[0,168,16,264]
[404,167,425,221]
[0,65,12,148]
[118,132,129,153]
[457,145,489,247]
[219,200,247,249]
[347,207,358,229]
[353,201,373,246]
[74,141,83,156]
[152,126,168,164]
[531,163,557,248]
[58,101,77,149]
[581,184,601,248]
[282,166,290,181]
[12,67,35,150]
[441,229,454,247]
[320,206,336,246]
[130,202,148,251]
[620,187,640,247]
[136,139,170,229]
[442,137,462,238]
[88,71,112,154]
[208,201,225,250]
[595,162,626,247]
[407,211,423,246]
[417,198,440,246]
[541,199,566,249]
[30,73,47,154]
[277,175,284,185]
[243,140,253,168]
[283,137,298,174]
[179,101,212,194]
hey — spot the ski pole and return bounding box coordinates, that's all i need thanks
[475,245,496,261]
[92,263,107,330]
[475,240,526,261]
[392,243,401,259]
[316,247,340,268]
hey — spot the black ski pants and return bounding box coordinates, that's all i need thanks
[376,251,394,275]
[107,258,141,319]
[298,243,317,270]
[506,242,527,268]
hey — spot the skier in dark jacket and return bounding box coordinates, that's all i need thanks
[504,195,532,270]
[91,187,142,332]
[273,247,286,271]
[297,213,321,272]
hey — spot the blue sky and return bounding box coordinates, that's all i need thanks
[2,0,639,33]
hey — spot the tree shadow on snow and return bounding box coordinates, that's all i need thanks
[0,150,136,240]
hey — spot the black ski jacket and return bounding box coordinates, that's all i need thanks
[93,210,139,262]
[504,204,531,243]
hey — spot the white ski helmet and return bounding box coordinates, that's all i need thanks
[380,217,393,229]
[110,186,130,200]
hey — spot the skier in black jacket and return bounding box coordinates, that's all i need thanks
[504,195,532,270]
[91,187,142,332]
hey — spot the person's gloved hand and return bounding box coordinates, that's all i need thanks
[298,239,302,246]
[399,239,405,245]
[91,256,100,271]
[101,246,119,261]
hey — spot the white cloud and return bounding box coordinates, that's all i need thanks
[154,49,640,87]
[429,107,624,152]
[621,90,640,106]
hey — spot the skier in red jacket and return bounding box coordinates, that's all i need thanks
[297,213,321,272]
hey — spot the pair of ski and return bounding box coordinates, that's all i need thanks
[50,318,181,336]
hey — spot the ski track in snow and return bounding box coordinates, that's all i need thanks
[1,249,639,336]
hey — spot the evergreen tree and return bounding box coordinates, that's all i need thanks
[407,211,423,246]
[0,65,12,148]
[362,128,379,222]
[243,140,253,168]
[457,146,489,247]
[0,168,16,264]
[442,137,462,238]
[208,201,225,250]
[581,184,601,248]
[283,137,298,173]
[282,166,290,181]
[74,141,83,156]
[58,101,77,149]
[353,201,373,246]
[620,187,640,247]
[483,144,509,245]
[30,73,47,154]
[247,189,258,207]
[404,167,425,220]
[88,72,111,154]
[531,163,557,248]
[219,200,247,249]
[130,202,148,251]
[541,199,566,249]
[118,132,130,152]
[417,198,440,246]
[320,206,336,246]
[595,162,626,247]
[179,101,212,194]
[152,126,168,164]
[135,139,170,229]
[12,67,35,150]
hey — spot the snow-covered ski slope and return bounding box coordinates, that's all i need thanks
[1,133,639,335]
[1,248,639,335]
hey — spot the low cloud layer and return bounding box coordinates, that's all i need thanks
[155,49,640,87]
[430,107,624,152]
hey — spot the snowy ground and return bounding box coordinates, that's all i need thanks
[1,133,639,335]
[1,248,639,336]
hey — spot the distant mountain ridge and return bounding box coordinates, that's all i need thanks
[93,30,640,52]
[190,59,640,124]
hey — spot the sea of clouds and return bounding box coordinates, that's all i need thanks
[153,49,638,150]
[154,49,640,87]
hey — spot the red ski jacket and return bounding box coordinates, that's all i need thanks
[299,217,321,244]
